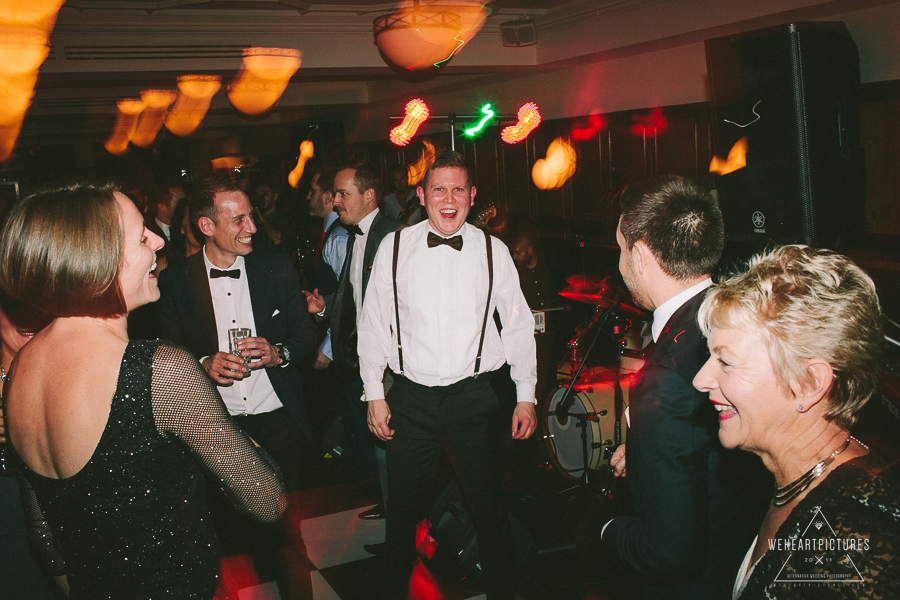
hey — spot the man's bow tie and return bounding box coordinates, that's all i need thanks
[427,232,463,251]
[210,268,241,279]
[346,224,363,237]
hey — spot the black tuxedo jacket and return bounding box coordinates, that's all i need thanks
[330,210,399,373]
[156,250,318,441]
[603,290,770,600]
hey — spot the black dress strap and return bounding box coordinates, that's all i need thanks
[392,229,404,376]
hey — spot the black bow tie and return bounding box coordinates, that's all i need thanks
[210,268,241,279]
[346,224,363,237]
[427,232,463,251]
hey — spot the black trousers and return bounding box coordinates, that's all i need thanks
[233,407,306,490]
[384,372,515,599]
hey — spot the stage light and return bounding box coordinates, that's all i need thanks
[501,102,541,144]
[165,75,222,137]
[532,138,576,190]
[407,140,436,186]
[709,137,748,175]
[227,48,301,116]
[287,141,314,189]
[390,98,429,146]
[464,103,494,137]
[630,106,668,136]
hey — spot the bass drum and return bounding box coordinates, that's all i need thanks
[544,379,629,480]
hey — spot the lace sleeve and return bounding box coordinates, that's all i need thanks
[149,344,287,523]
[16,472,66,575]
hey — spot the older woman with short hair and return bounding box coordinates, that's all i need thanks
[1,181,286,599]
[693,244,898,600]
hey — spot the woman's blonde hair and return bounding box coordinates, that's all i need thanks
[698,245,884,429]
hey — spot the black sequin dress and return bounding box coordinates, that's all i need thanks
[14,340,286,600]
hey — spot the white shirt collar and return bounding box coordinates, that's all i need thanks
[155,217,171,239]
[202,246,245,275]
[358,207,379,235]
[651,278,712,342]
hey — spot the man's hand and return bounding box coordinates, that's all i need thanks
[367,399,394,441]
[302,288,326,314]
[238,337,281,369]
[313,349,332,370]
[202,352,247,385]
[610,444,626,477]
[511,402,537,440]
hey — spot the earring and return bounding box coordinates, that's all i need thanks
[797,403,804,412]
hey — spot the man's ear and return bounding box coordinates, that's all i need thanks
[633,239,653,275]
[418,186,425,206]
[364,187,377,208]
[198,216,215,238]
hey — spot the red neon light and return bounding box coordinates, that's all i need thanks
[390,98,429,146]
[630,107,669,136]
[572,113,604,141]
[501,102,541,144]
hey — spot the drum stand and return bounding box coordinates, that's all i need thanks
[547,304,625,496]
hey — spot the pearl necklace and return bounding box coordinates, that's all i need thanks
[772,435,865,506]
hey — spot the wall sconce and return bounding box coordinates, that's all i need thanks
[165,74,221,137]
[227,47,301,116]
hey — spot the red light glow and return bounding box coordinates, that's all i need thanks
[630,107,668,136]
[571,113,605,141]
[390,98,429,146]
[501,102,541,144]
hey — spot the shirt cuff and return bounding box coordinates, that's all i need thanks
[362,380,385,401]
[316,308,326,318]
[516,383,537,405]
[319,334,333,361]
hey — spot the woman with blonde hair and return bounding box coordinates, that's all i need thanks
[693,245,898,599]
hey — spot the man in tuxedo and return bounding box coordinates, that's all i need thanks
[157,176,317,488]
[602,175,769,599]
[146,184,186,245]
[305,160,398,518]
[360,151,537,599]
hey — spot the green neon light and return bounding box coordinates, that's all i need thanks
[464,104,495,136]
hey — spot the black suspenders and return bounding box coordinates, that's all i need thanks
[391,228,493,379]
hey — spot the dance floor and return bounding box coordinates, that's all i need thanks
[209,447,630,600]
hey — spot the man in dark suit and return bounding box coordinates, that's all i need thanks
[306,160,398,520]
[157,176,317,488]
[602,175,769,599]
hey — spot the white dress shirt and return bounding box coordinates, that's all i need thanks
[155,217,171,240]
[350,208,379,319]
[319,211,348,360]
[358,221,537,404]
[203,248,283,416]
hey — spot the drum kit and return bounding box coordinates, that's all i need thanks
[543,274,648,490]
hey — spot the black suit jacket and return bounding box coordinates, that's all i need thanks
[330,210,400,373]
[603,290,770,600]
[156,250,318,441]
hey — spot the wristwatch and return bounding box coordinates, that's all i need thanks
[275,343,290,366]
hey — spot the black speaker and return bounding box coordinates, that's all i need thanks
[705,22,865,248]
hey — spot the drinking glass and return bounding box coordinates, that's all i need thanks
[228,328,251,367]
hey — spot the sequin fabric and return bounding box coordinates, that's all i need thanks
[15,340,287,599]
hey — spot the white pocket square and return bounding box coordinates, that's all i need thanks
[272,309,280,317]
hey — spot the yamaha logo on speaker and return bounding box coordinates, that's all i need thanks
[752,211,766,233]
